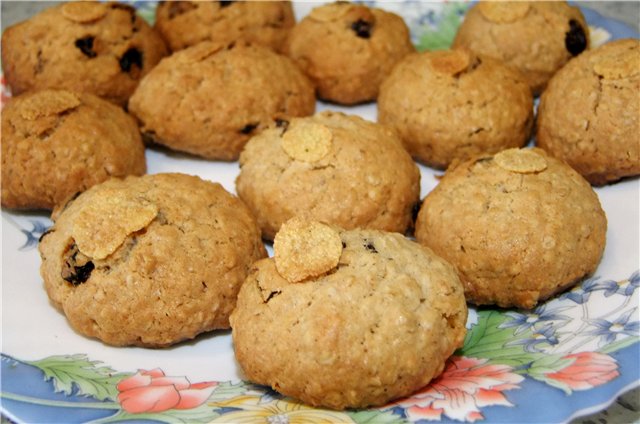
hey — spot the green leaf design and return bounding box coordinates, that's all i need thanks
[348,409,408,424]
[93,403,221,424]
[27,354,130,402]
[416,3,470,52]
[208,381,252,403]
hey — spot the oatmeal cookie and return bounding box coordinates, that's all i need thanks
[452,1,589,95]
[128,41,315,160]
[284,2,415,104]
[39,173,267,347]
[378,49,533,169]
[1,1,168,106]
[1,89,146,210]
[231,219,467,410]
[155,1,295,53]
[537,38,640,185]
[235,111,420,240]
[415,148,607,309]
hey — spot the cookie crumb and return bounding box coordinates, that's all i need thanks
[429,50,471,75]
[72,193,158,260]
[494,148,548,174]
[478,2,530,24]
[19,90,81,120]
[274,217,343,283]
[61,2,108,23]
[281,122,333,162]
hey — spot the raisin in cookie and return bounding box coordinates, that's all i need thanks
[231,218,467,410]
[236,111,420,240]
[284,2,415,105]
[129,41,315,160]
[1,2,168,106]
[415,148,607,309]
[1,89,146,210]
[378,49,533,169]
[39,173,267,347]
[155,1,295,53]
[452,1,589,95]
[537,39,640,185]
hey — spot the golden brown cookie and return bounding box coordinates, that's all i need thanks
[284,2,415,104]
[39,173,267,347]
[235,111,421,240]
[378,49,533,169]
[128,41,316,160]
[452,1,589,95]
[155,1,295,53]
[415,148,607,309]
[537,38,640,185]
[1,1,168,106]
[1,89,146,210]
[231,222,467,410]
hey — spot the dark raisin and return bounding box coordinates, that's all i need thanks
[341,241,346,249]
[411,199,423,223]
[75,36,97,58]
[565,19,587,56]
[351,19,372,39]
[275,118,289,129]
[63,261,95,285]
[220,0,235,7]
[240,123,258,135]
[119,48,143,73]
[364,240,378,253]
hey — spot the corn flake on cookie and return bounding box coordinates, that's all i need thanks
[39,173,267,347]
[155,1,295,53]
[1,1,168,106]
[284,1,415,104]
[415,148,607,309]
[1,89,146,210]
[537,38,640,185]
[129,41,315,160]
[452,1,589,95]
[231,219,467,410]
[378,49,533,169]
[236,111,420,240]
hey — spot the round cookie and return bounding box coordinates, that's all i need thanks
[378,49,533,169]
[537,38,640,186]
[231,219,467,410]
[284,2,415,105]
[1,89,146,210]
[39,173,267,348]
[129,41,315,160]
[1,2,168,106]
[235,111,421,240]
[452,1,589,95]
[155,1,295,53]
[415,148,607,309]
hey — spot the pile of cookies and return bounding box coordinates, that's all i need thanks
[1,0,637,411]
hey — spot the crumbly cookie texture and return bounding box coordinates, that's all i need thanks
[378,49,533,168]
[284,2,415,104]
[39,173,267,348]
[236,111,420,240]
[128,41,315,161]
[1,89,146,210]
[1,1,168,106]
[231,224,467,410]
[155,1,295,53]
[452,1,589,95]
[537,39,640,185]
[415,148,607,309]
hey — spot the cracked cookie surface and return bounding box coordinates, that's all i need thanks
[1,1,168,106]
[231,225,467,410]
[155,1,294,53]
[536,38,640,185]
[378,49,533,169]
[128,41,315,160]
[39,173,267,347]
[236,111,420,240]
[415,148,607,309]
[1,88,146,210]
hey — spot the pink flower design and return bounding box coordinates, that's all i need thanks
[392,356,524,422]
[545,351,619,391]
[116,368,217,414]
